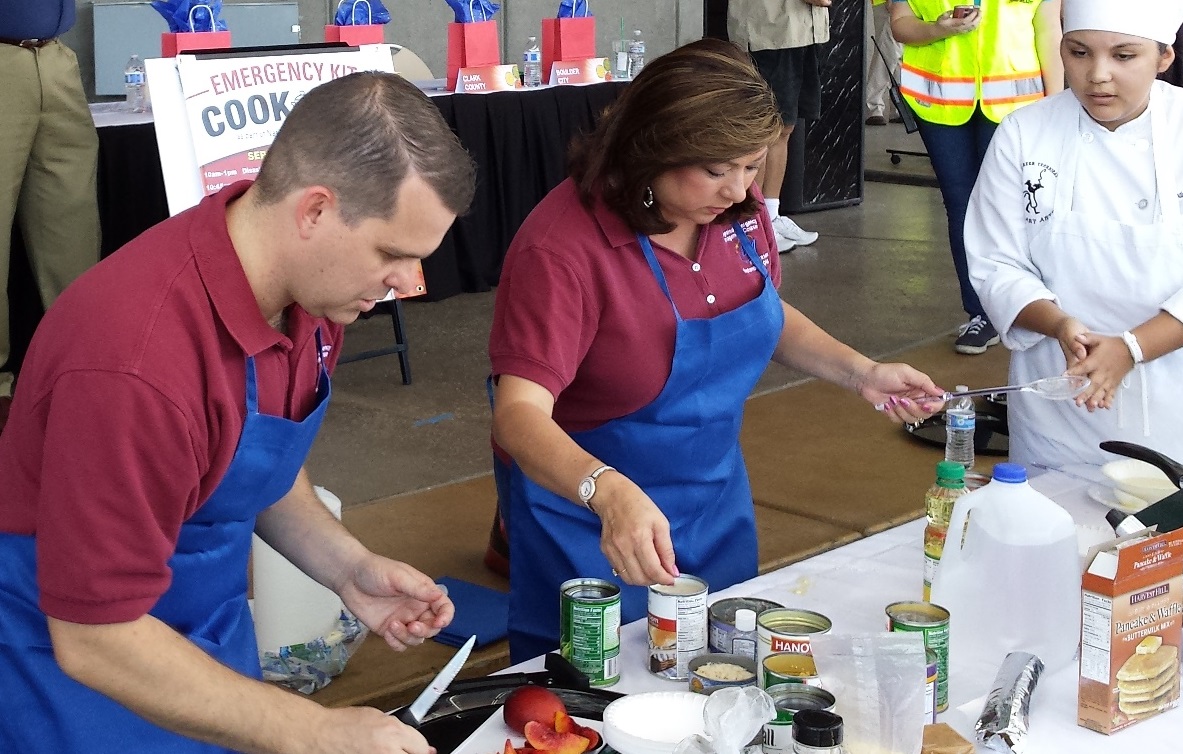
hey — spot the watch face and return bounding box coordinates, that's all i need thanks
[578,479,594,502]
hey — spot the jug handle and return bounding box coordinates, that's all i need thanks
[935,491,985,578]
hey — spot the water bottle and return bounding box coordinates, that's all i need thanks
[627,29,646,79]
[522,36,543,88]
[943,385,975,469]
[124,54,146,113]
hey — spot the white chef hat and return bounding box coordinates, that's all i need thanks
[1062,0,1183,46]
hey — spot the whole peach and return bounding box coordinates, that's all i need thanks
[503,686,568,734]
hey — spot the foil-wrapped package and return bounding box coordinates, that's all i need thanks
[975,652,1045,753]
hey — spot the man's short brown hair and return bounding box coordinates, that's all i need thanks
[569,39,783,235]
[254,72,476,224]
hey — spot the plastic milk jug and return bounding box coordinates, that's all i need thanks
[930,462,1079,707]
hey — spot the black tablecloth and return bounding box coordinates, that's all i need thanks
[5,82,627,372]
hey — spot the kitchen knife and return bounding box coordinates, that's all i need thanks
[391,634,476,726]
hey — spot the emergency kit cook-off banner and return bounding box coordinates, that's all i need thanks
[176,50,384,197]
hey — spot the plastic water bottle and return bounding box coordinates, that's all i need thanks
[124,54,146,113]
[522,37,543,88]
[627,29,646,79]
[943,385,975,470]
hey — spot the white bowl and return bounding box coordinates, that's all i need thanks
[602,691,706,754]
[1101,459,1176,508]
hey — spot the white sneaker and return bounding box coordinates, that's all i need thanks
[771,215,819,252]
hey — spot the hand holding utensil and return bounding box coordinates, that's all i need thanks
[876,375,1090,412]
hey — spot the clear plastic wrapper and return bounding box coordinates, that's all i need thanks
[974,651,1044,754]
[810,632,927,754]
[259,610,368,695]
[673,686,775,754]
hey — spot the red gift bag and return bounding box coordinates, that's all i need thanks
[446,20,501,90]
[541,16,596,81]
[324,24,386,45]
[161,30,232,57]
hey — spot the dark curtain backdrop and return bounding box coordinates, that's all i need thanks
[5,83,627,377]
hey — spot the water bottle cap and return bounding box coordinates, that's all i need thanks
[992,462,1027,483]
[935,460,966,482]
[734,608,757,631]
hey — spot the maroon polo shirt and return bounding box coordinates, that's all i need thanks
[489,178,781,433]
[0,182,343,624]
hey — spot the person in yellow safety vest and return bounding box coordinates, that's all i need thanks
[890,0,1063,355]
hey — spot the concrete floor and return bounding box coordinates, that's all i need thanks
[306,121,960,507]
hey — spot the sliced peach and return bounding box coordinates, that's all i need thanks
[524,721,589,754]
[574,724,600,751]
[553,710,576,734]
[503,739,516,754]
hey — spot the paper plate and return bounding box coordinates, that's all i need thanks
[449,708,604,754]
[602,691,707,754]
[1087,483,1148,514]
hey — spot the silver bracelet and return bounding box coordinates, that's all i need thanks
[1120,330,1144,364]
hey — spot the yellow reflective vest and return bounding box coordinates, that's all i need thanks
[899,0,1045,125]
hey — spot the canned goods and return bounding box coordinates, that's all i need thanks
[756,608,832,675]
[688,652,758,694]
[559,578,621,687]
[762,651,820,689]
[925,648,938,724]
[761,682,836,754]
[886,601,950,713]
[648,575,709,680]
[709,597,783,656]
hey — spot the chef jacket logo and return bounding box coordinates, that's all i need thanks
[320,343,333,361]
[723,218,767,274]
[1021,161,1058,223]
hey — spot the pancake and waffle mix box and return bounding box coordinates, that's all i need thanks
[1079,528,1183,734]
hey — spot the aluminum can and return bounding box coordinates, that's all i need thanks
[708,597,783,656]
[559,578,621,687]
[886,600,951,712]
[688,652,758,695]
[756,608,832,674]
[761,682,836,754]
[761,651,820,689]
[648,575,709,680]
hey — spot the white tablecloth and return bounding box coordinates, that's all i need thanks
[503,468,1181,751]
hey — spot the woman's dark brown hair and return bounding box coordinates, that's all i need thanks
[569,38,783,235]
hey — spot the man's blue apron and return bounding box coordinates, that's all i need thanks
[506,224,784,662]
[0,331,330,752]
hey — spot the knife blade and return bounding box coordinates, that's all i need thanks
[391,634,476,726]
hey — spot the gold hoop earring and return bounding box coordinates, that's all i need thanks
[642,186,655,208]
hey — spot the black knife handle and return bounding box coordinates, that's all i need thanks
[390,706,419,727]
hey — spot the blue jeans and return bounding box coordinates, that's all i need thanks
[915,107,998,319]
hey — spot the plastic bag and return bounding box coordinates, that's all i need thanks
[259,609,368,695]
[810,632,927,754]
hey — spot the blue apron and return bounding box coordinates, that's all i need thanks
[506,224,784,662]
[0,330,330,753]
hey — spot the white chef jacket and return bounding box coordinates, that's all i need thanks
[965,82,1183,469]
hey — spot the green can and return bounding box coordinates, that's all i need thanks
[886,600,950,712]
[559,578,621,687]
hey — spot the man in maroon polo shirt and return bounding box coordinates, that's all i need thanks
[0,73,475,754]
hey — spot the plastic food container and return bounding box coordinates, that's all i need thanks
[1102,459,1176,508]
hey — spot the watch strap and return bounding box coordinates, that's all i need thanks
[1121,330,1145,364]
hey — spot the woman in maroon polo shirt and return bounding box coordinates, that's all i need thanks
[487,39,944,662]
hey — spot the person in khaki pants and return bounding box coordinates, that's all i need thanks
[0,0,100,430]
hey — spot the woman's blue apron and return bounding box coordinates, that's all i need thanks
[0,331,331,752]
[506,224,784,662]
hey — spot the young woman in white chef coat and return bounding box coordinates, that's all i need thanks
[965,0,1183,469]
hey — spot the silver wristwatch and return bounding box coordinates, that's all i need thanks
[577,465,614,510]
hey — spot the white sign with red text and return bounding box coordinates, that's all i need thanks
[147,46,393,215]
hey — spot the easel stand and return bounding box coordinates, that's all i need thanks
[339,299,412,385]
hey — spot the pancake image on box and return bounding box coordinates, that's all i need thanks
[1116,638,1179,719]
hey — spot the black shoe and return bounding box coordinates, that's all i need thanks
[955,315,1001,355]
[865,115,888,126]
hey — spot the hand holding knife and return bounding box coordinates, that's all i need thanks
[390,634,477,727]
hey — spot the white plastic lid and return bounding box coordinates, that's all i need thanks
[735,608,757,632]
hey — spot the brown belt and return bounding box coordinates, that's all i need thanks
[0,37,56,49]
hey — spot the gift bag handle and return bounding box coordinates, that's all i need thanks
[577,0,590,19]
[353,0,373,26]
[470,0,488,23]
[188,3,216,33]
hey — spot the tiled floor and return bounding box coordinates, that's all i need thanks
[306,122,967,507]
